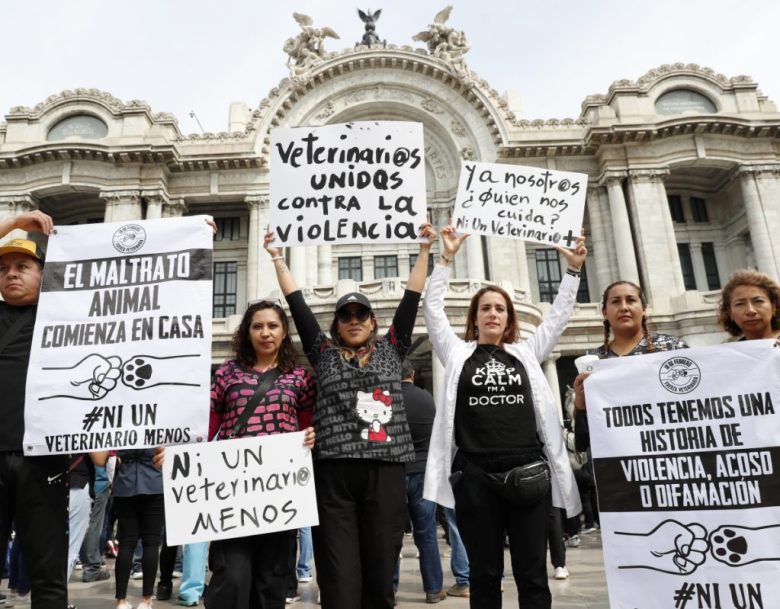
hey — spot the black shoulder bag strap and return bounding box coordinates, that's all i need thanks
[226,368,283,439]
[0,307,34,356]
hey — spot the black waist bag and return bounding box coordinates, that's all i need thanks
[466,458,551,506]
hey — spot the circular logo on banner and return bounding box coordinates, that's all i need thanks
[659,356,701,394]
[112,224,147,254]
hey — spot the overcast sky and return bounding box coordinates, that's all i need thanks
[3,0,778,134]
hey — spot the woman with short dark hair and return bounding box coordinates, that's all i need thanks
[716,269,780,341]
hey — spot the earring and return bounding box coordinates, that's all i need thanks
[474,326,479,337]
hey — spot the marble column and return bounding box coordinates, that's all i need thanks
[513,239,531,295]
[542,353,562,420]
[739,166,780,278]
[585,184,616,297]
[306,247,319,286]
[465,235,486,280]
[602,175,639,285]
[101,190,142,223]
[246,195,272,301]
[689,243,707,291]
[0,195,38,242]
[626,170,684,303]
[317,245,333,285]
[143,190,168,220]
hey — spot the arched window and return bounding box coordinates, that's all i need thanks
[47,115,108,141]
[654,89,717,115]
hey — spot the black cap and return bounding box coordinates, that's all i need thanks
[335,292,372,312]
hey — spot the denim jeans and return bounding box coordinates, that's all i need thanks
[67,486,92,580]
[393,473,443,594]
[297,527,313,579]
[444,507,469,586]
[179,542,208,603]
[82,486,110,577]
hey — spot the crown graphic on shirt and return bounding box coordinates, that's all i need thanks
[484,358,505,375]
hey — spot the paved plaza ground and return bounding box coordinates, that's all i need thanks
[3,528,610,609]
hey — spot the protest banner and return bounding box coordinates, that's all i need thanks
[269,121,427,246]
[162,432,318,545]
[23,216,213,455]
[585,340,780,609]
[452,161,587,248]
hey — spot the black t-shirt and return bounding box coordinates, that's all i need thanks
[455,344,537,453]
[0,302,36,452]
[402,382,435,475]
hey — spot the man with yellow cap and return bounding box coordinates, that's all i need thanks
[0,209,72,609]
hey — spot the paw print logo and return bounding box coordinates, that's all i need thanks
[122,357,153,388]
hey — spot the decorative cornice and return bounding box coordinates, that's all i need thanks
[737,163,780,177]
[0,194,38,210]
[7,88,179,129]
[582,63,758,111]
[0,144,179,170]
[584,116,780,150]
[99,189,141,204]
[628,168,670,183]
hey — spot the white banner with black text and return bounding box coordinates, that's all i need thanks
[23,216,213,455]
[585,340,780,609]
[162,432,318,545]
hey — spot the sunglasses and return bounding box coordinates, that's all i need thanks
[336,308,372,324]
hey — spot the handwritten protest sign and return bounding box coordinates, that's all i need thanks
[269,121,426,246]
[24,217,213,455]
[585,340,780,609]
[452,161,587,248]
[162,432,318,545]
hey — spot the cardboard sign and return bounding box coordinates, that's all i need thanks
[270,121,427,246]
[452,161,587,248]
[24,217,213,455]
[163,433,318,545]
[585,340,780,609]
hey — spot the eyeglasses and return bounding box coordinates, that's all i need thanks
[336,308,372,324]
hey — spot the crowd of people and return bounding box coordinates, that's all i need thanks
[1,209,779,609]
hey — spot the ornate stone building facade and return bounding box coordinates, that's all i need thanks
[2,19,779,405]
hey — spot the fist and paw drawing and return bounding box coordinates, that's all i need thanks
[616,520,780,574]
[40,353,200,400]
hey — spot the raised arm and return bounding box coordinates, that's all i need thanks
[0,210,54,239]
[263,231,322,358]
[405,222,436,293]
[526,234,587,361]
[423,225,469,364]
[264,231,299,296]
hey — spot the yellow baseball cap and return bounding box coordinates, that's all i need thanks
[0,238,45,262]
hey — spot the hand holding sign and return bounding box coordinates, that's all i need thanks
[555,231,587,271]
[440,224,469,259]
